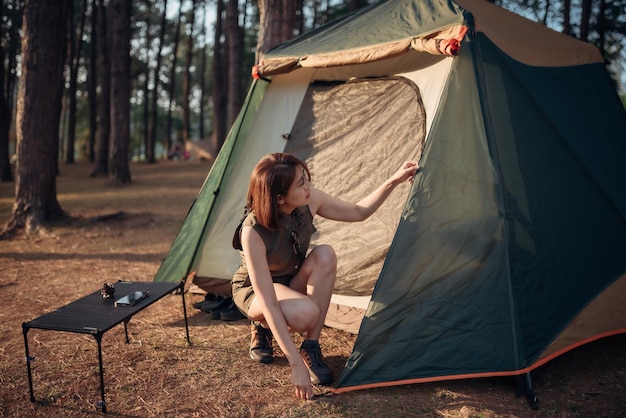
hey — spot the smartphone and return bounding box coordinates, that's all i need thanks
[114,290,149,307]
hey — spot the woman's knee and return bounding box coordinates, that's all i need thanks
[311,244,337,271]
[290,245,337,294]
[284,298,320,331]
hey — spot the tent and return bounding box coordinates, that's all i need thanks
[154,0,626,396]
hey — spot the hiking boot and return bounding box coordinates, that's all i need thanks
[193,293,226,311]
[299,340,333,385]
[250,322,273,364]
[205,297,232,319]
[219,302,246,321]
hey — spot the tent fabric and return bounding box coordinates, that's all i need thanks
[539,273,626,363]
[154,79,269,284]
[255,0,468,77]
[455,0,604,66]
[475,30,626,363]
[335,31,626,390]
[337,42,511,388]
[283,77,426,295]
[256,25,468,77]
[254,0,602,78]
[155,0,626,395]
[192,69,316,280]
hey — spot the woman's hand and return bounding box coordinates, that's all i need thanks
[389,160,420,185]
[292,361,313,400]
[312,159,421,222]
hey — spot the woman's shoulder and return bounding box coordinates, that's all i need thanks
[307,187,327,216]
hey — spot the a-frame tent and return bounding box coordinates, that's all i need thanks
[155,0,626,394]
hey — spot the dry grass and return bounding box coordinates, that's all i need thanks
[0,161,624,417]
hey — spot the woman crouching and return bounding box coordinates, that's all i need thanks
[231,152,419,400]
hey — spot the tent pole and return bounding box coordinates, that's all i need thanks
[516,372,539,410]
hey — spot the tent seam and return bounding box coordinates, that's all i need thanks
[469,32,521,370]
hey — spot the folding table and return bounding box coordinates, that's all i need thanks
[22,280,190,413]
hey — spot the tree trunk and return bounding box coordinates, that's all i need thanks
[541,0,550,26]
[166,4,182,156]
[256,0,295,63]
[65,0,88,164]
[5,0,21,123]
[211,0,226,152]
[198,2,207,142]
[166,4,183,157]
[1,0,70,238]
[142,8,153,162]
[226,0,243,127]
[148,0,168,163]
[0,40,12,182]
[295,0,305,35]
[596,0,607,57]
[0,0,22,182]
[562,0,571,36]
[348,0,365,12]
[108,0,132,184]
[92,0,110,177]
[182,0,198,145]
[580,0,592,41]
[87,0,98,163]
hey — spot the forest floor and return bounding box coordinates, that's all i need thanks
[0,161,624,418]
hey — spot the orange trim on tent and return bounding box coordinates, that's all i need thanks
[332,329,626,394]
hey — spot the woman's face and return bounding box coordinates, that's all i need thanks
[278,166,311,212]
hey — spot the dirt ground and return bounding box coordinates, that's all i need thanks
[0,161,624,418]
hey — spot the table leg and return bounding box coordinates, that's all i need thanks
[123,319,130,344]
[94,333,107,413]
[22,324,36,403]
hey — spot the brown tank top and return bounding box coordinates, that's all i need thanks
[231,206,317,288]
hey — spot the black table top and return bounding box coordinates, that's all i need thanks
[23,281,181,335]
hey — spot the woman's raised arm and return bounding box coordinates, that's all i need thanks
[311,160,419,222]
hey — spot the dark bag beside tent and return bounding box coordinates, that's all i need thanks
[155,0,626,397]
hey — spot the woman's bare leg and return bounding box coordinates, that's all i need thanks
[247,245,337,383]
[289,244,337,340]
[247,244,337,339]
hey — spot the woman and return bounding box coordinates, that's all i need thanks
[232,152,419,401]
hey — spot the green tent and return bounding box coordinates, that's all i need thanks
[155,0,626,396]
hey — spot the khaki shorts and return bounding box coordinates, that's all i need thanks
[232,273,293,317]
